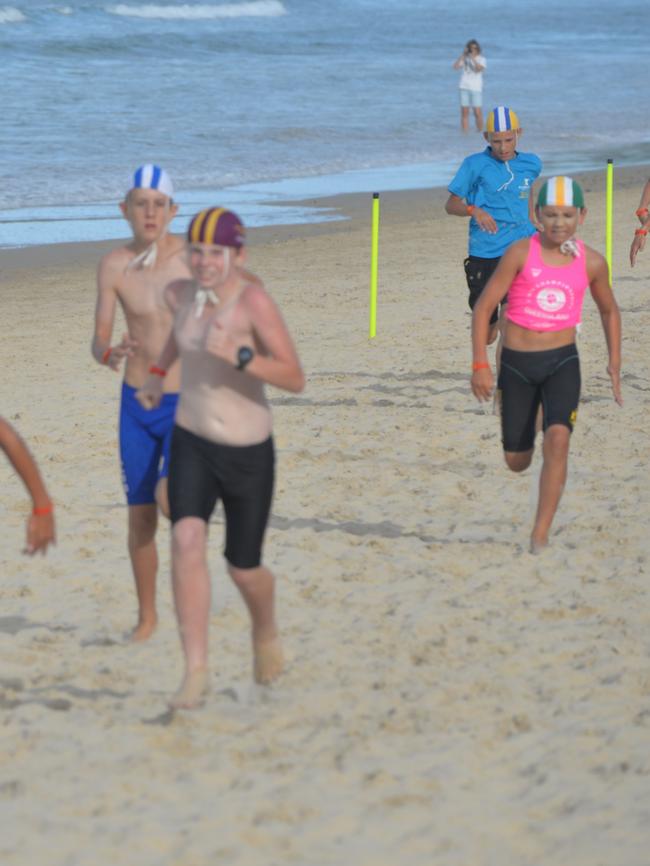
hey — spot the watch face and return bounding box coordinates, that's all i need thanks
[237,346,253,368]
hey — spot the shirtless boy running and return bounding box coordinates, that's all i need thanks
[137,207,305,709]
[91,165,189,640]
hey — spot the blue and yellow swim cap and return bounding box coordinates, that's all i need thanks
[187,207,246,249]
[537,176,585,208]
[485,106,520,133]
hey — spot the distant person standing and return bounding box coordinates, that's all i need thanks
[629,177,650,266]
[453,40,486,133]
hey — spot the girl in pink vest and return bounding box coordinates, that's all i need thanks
[470,176,622,552]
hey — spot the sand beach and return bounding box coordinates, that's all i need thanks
[1,166,649,865]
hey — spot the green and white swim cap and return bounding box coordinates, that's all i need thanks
[537,176,585,208]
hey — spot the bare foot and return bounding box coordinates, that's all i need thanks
[530,535,549,555]
[253,636,284,685]
[130,617,158,642]
[169,668,209,710]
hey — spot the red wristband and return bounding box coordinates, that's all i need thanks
[33,502,53,516]
[636,207,649,218]
[149,365,166,377]
[101,347,112,365]
[635,228,648,237]
[467,204,476,216]
[472,361,490,371]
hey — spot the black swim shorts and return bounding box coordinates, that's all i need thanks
[498,344,581,453]
[464,255,503,325]
[168,424,275,570]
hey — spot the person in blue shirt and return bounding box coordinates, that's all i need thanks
[446,106,542,344]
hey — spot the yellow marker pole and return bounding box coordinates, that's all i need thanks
[369,192,380,339]
[606,158,613,283]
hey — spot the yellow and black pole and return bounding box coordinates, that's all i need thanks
[606,158,613,283]
[369,192,380,339]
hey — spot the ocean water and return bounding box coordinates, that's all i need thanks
[0,0,647,247]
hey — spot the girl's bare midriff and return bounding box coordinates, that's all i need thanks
[504,320,577,352]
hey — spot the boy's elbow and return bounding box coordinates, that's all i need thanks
[472,300,490,328]
[91,336,103,362]
[295,372,306,393]
[291,369,306,393]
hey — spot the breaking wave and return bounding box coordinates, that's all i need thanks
[107,1,286,20]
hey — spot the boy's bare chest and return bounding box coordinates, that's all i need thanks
[118,260,187,318]
[118,276,167,318]
[177,300,250,351]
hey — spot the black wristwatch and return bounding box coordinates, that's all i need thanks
[235,346,254,371]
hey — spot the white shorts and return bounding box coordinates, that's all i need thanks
[460,89,482,108]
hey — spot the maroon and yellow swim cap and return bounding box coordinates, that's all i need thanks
[187,207,245,248]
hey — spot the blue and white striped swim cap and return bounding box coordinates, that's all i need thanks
[129,164,174,198]
[485,106,520,133]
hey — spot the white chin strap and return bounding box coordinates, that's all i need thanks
[560,238,580,257]
[127,242,158,270]
[497,159,515,192]
[194,287,219,317]
[193,250,230,317]
[125,206,172,272]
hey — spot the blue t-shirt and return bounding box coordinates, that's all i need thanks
[448,147,542,258]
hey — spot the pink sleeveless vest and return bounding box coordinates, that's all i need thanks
[506,233,588,331]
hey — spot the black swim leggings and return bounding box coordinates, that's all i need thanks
[168,425,275,570]
[498,344,581,453]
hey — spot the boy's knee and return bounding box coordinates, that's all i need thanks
[504,450,533,473]
[228,563,266,588]
[543,425,570,456]
[155,478,170,519]
[128,504,157,542]
[172,519,205,559]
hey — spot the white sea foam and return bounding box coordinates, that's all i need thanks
[55,6,74,14]
[0,6,26,23]
[107,1,286,19]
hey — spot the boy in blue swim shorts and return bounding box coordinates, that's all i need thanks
[91,165,190,640]
[445,106,542,344]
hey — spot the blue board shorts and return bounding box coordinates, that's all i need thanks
[119,382,179,505]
